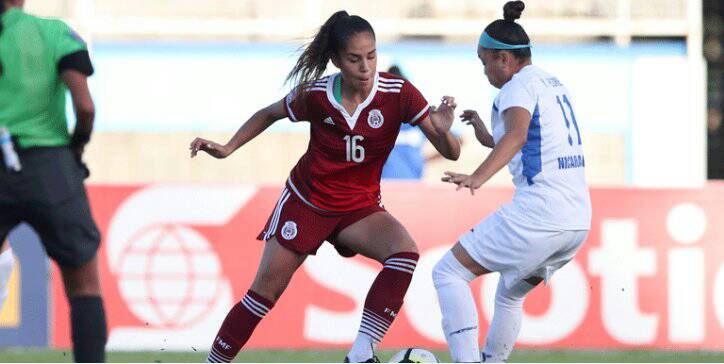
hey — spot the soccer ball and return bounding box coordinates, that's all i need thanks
[388,348,439,363]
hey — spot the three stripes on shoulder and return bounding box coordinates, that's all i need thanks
[303,76,405,93]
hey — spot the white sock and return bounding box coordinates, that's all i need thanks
[0,247,15,311]
[482,278,536,363]
[433,251,481,363]
[347,332,377,362]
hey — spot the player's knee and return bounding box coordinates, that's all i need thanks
[64,275,102,298]
[494,279,535,309]
[372,237,418,264]
[431,257,448,289]
[249,286,279,304]
[250,276,287,304]
[432,250,475,290]
[61,258,102,298]
[390,234,419,256]
[494,290,522,310]
[65,283,102,298]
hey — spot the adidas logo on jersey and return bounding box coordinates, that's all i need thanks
[323,117,335,126]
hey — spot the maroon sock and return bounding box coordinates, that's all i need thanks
[358,252,419,343]
[207,290,273,363]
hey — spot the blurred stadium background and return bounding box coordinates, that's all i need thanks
[1,0,723,362]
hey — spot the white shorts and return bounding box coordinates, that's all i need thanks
[459,210,588,288]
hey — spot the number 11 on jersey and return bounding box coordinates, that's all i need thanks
[344,135,365,163]
[556,94,582,146]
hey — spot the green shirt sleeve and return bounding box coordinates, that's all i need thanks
[41,19,88,64]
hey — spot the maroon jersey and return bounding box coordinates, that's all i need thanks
[284,71,431,212]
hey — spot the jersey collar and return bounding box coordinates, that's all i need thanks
[326,72,379,130]
[1,7,23,29]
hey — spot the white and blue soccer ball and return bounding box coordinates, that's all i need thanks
[388,348,439,363]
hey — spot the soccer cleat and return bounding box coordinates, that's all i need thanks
[481,352,506,363]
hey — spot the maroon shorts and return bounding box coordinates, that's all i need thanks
[256,186,385,255]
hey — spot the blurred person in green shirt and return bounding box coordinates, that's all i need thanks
[0,0,105,361]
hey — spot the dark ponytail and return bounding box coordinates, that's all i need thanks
[484,1,531,60]
[285,10,375,95]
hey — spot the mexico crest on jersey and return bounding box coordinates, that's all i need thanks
[368,109,384,129]
[281,221,298,240]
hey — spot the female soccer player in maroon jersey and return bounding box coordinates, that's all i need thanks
[190,10,460,363]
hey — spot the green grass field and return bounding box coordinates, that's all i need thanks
[0,349,723,363]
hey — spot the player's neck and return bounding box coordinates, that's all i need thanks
[511,60,532,75]
[339,75,373,105]
[499,60,533,87]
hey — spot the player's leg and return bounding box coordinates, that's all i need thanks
[208,187,331,362]
[333,211,419,362]
[36,215,106,364]
[481,229,587,363]
[435,210,539,363]
[207,237,306,363]
[24,148,106,363]
[59,256,107,363]
[432,243,491,363]
[0,176,20,312]
[481,276,541,363]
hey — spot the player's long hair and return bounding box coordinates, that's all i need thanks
[485,1,532,60]
[285,10,375,98]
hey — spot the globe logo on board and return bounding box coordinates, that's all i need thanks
[115,224,225,329]
[368,109,384,129]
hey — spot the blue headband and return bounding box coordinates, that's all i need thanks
[478,32,531,50]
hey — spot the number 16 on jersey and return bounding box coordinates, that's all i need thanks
[344,135,365,163]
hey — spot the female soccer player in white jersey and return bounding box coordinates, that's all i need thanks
[434,1,592,362]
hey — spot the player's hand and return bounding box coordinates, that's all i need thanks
[460,110,487,133]
[442,171,484,195]
[461,109,495,148]
[70,144,91,179]
[431,96,457,134]
[189,138,231,159]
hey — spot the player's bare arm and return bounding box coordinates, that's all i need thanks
[419,96,461,160]
[62,70,95,158]
[460,109,495,148]
[442,106,530,194]
[190,98,288,159]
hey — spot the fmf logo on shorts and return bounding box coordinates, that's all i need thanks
[50,185,724,350]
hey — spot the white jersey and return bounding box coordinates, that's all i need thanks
[491,65,591,230]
